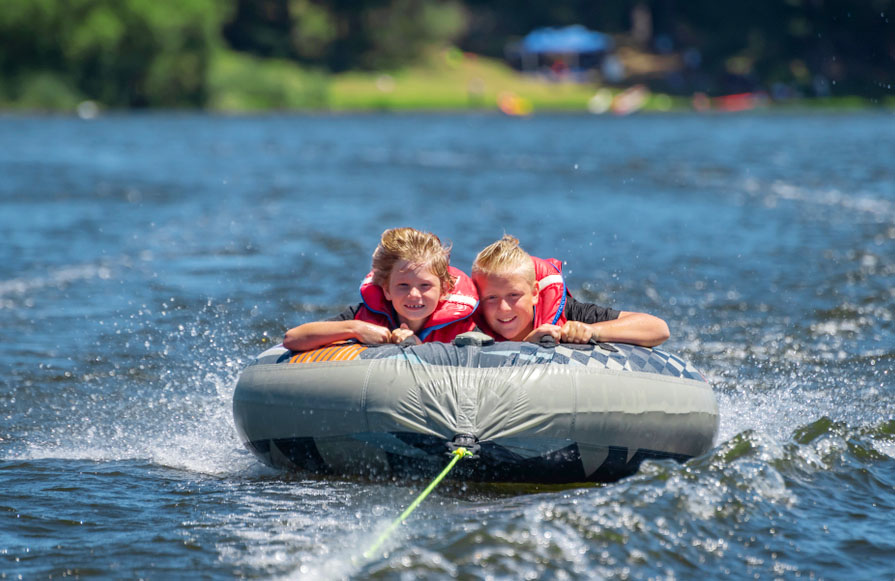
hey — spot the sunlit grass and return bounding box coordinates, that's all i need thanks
[328,47,599,112]
[185,47,895,115]
[206,46,606,113]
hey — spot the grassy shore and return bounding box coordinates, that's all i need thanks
[5,46,893,114]
[326,48,606,112]
[207,47,611,113]
[206,47,894,115]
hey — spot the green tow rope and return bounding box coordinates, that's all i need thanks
[363,446,472,559]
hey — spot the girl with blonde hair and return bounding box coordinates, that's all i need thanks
[284,228,478,351]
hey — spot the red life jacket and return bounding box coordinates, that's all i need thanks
[355,266,479,342]
[532,256,568,328]
[474,256,568,340]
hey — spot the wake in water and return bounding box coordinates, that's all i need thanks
[282,417,895,580]
[5,295,268,477]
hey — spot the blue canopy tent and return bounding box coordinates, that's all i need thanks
[515,25,613,77]
[522,25,612,55]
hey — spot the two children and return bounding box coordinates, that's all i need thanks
[283,229,669,350]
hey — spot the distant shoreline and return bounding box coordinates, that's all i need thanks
[3,99,893,118]
[5,48,893,117]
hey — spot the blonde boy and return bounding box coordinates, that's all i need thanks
[471,235,669,347]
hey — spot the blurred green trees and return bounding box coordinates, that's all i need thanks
[224,0,464,70]
[0,0,230,108]
[0,0,892,110]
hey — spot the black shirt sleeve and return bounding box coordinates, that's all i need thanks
[326,304,362,322]
[563,294,620,323]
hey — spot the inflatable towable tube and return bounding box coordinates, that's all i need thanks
[232,333,719,483]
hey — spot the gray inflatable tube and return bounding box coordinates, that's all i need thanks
[233,334,719,483]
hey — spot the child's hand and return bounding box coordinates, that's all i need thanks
[390,324,421,345]
[351,321,393,344]
[524,324,562,343]
[560,321,594,344]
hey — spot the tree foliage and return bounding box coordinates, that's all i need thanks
[0,0,892,108]
[0,0,229,107]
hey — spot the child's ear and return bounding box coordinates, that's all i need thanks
[531,281,539,304]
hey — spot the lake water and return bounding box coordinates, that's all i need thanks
[2,111,894,579]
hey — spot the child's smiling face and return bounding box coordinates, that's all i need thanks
[474,270,539,341]
[383,259,445,332]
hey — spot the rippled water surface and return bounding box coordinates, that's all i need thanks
[2,112,894,579]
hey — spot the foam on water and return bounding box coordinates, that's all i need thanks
[0,263,114,299]
[4,293,266,477]
[13,380,256,477]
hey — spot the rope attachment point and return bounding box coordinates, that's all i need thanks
[446,433,480,459]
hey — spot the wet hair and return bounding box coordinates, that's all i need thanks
[371,227,454,292]
[471,234,536,283]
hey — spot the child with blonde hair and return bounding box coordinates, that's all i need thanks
[284,228,478,351]
[471,235,669,347]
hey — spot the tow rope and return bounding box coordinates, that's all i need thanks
[363,446,473,559]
